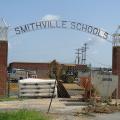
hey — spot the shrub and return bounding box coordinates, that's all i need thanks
[67,76,74,83]
[0,109,50,120]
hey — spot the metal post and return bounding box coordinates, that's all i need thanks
[7,73,10,97]
[89,65,92,99]
[47,73,57,113]
[116,76,118,106]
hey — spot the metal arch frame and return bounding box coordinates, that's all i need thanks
[0,18,9,40]
[0,18,115,43]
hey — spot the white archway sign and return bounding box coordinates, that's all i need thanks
[14,20,109,40]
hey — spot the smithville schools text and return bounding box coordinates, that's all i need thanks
[14,20,108,39]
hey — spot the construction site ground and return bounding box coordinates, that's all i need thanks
[0,98,120,120]
[0,97,90,120]
[2,82,120,119]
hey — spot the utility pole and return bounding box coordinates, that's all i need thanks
[82,43,88,65]
[75,48,81,65]
[75,43,88,65]
[81,47,84,65]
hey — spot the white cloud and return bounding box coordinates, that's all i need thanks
[41,14,60,21]
[96,37,106,43]
[8,42,12,49]
[87,36,106,46]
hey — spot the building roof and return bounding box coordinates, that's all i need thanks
[9,62,50,70]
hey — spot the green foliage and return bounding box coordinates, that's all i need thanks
[0,109,50,120]
[0,97,23,102]
[66,76,75,83]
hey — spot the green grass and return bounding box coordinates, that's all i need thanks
[0,109,50,120]
[0,97,23,102]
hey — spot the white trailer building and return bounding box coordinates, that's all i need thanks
[92,73,118,99]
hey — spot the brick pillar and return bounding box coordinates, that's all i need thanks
[0,41,8,97]
[112,46,120,98]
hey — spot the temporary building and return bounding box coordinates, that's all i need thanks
[92,74,118,99]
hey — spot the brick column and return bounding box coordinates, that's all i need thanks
[0,41,8,97]
[112,46,120,98]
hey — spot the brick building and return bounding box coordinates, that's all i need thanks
[8,62,50,78]
[8,62,87,79]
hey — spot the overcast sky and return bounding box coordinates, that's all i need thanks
[0,0,120,67]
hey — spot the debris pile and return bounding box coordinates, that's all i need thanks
[82,104,120,114]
